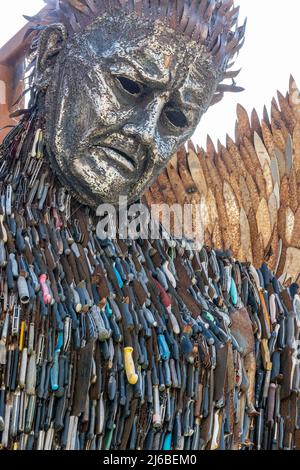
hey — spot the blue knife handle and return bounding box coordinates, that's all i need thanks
[53,303,64,332]
[158,334,171,361]
[50,351,59,391]
[120,303,134,330]
[105,301,113,318]
[113,265,123,288]
[230,277,238,306]
[163,432,172,450]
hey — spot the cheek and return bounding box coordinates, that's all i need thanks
[52,65,122,148]
[72,156,131,196]
[156,133,188,162]
[77,65,126,129]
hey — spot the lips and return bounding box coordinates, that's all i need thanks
[100,146,136,173]
[89,133,147,177]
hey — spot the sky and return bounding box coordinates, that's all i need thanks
[0,0,300,147]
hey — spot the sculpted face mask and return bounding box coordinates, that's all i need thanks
[28,0,245,207]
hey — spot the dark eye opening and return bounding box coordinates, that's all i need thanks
[164,105,188,129]
[116,76,142,96]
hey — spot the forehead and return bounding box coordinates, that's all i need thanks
[75,13,217,102]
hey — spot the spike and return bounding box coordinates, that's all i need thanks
[210,92,224,107]
[217,84,245,93]
[236,103,251,140]
[289,74,298,94]
[261,120,275,157]
[271,106,289,140]
[178,150,199,197]
[277,90,296,133]
[216,139,223,155]
[166,161,189,206]
[234,121,239,146]
[263,105,271,129]
[289,76,300,118]
[188,147,208,197]
[157,171,177,205]
[271,97,280,113]
[187,139,197,153]
[251,108,262,139]
[223,68,242,79]
[206,135,216,159]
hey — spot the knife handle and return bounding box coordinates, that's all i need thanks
[124,347,138,385]
[50,351,60,391]
[39,274,52,304]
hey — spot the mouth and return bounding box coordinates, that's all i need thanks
[106,146,136,172]
[92,144,137,173]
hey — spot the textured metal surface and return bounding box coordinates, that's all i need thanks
[37,0,246,70]
[1,0,300,452]
[20,0,245,207]
[41,14,220,206]
[146,76,300,284]
[230,307,255,358]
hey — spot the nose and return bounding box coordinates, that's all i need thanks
[123,95,167,148]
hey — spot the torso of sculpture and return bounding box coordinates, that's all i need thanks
[0,0,299,451]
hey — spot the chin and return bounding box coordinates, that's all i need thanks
[57,155,143,206]
[92,184,143,206]
[76,177,133,205]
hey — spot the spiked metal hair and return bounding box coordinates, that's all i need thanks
[25,1,245,86]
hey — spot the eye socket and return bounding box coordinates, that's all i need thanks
[115,76,143,96]
[164,104,188,129]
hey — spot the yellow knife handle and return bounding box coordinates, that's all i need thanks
[0,215,7,244]
[124,347,138,385]
[261,339,272,371]
[19,321,26,352]
[31,128,41,158]
[36,130,44,159]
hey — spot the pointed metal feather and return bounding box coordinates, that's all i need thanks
[216,84,244,93]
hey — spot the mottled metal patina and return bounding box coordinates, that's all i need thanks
[40,13,220,206]
[22,0,245,208]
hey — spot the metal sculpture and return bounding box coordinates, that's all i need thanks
[20,0,246,207]
[146,76,300,285]
[0,0,299,453]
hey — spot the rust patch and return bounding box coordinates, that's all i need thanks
[230,307,255,357]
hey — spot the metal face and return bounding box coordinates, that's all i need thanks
[43,12,219,207]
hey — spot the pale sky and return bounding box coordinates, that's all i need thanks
[0,0,300,147]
